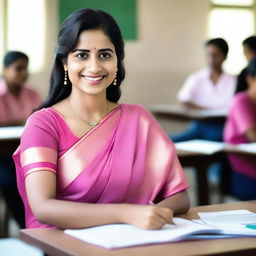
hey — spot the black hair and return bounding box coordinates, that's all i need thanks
[205,38,229,57]
[243,36,256,54]
[246,57,256,77]
[39,8,125,109]
[3,51,29,67]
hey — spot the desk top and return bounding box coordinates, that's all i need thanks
[149,104,228,120]
[0,126,24,140]
[20,201,256,256]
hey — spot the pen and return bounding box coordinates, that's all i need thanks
[245,224,256,230]
[148,201,174,225]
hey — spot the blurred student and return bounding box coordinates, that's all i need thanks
[0,51,41,125]
[224,57,256,200]
[0,51,41,229]
[236,36,256,93]
[170,38,236,142]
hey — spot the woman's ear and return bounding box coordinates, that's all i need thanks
[63,64,68,71]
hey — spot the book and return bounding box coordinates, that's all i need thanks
[64,212,256,249]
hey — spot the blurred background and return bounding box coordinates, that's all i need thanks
[1,0,255,105]
[0,0,255,254]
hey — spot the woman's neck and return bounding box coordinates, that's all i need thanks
[247,90,256,104]
[69,89,109,120]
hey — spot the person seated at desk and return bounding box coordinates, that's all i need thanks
[236,36,256,94]
[0,51,41,126]
[170,38,236,142]
[224,57,256,200]
[13,9,190,231]
[0,51,41,229]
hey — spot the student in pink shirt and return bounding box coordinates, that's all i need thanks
[0,51,41,126]
[224,57,256,200]
[170,38,236,142]
[0,51,41,229]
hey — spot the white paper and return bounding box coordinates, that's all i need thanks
[198,210,256,225]
[234,143,256,154]
[175,140,225,155]
[199,210,256,236]
[64,218,219,249]
[0,126,24,139]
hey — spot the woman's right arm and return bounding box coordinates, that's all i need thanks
[25,170,173,230]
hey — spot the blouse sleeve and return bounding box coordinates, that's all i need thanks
[19,110,59,178]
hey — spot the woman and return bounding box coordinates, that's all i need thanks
[224,57,256,200]
[0,51,41,230]
[236,36,256,94]
[13,9,190,230]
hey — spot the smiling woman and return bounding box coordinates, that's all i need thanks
[13,9,190,231]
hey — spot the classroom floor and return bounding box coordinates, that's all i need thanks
[0,166,239,256]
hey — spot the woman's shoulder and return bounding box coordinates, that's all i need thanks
[121,103,158,124]
[25,107,59,132]
[121,103,149,114]
[232,92,249,106]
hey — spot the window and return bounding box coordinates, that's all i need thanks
[208,0,255,74]
[1,0,46,72]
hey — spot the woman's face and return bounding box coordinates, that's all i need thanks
[64,29,118,96]
[3,58,28,88]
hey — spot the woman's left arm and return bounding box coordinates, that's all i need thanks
[157,190,190,215]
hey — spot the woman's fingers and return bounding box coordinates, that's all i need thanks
[153,206,173,225]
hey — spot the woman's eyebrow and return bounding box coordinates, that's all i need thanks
[72,48,114,53]
[98,48,114,53]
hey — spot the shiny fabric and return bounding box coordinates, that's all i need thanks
[13,103,189,228]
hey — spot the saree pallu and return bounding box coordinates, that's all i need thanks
[14,103,189,228]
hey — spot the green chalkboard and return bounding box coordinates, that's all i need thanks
[59,0,137,40]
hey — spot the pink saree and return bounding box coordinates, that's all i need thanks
[13,103,189,228]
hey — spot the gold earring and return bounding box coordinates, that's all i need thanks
[113,71,118,86]
[64,70,68,85]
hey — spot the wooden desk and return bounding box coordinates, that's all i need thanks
[177,143,256,206]
[177,150,225,206]
[20,201,256,256]
[149,104,227,121]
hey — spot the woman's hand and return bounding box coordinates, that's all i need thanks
[121,204,173,230]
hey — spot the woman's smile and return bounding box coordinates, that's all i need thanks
[80,74,107,85]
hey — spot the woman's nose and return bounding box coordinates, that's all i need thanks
[87,57,102,73]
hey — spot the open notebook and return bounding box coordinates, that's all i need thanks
[64,213,256,249]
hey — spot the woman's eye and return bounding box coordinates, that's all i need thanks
[99,53,111,59]
[76,53,88,59]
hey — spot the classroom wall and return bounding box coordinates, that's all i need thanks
[27,0,210,133]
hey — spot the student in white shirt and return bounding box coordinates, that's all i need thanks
[170,38,236,142]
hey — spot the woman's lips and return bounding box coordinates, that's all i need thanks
[81,75,106,85]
